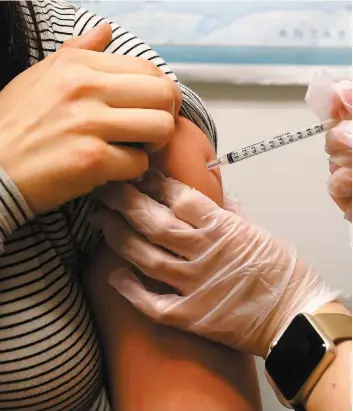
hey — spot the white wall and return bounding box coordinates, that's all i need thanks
[182,82,352,411]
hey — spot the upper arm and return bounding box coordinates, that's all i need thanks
[150,116,223,206]
[83,114,261,411]
[65,6,217,253]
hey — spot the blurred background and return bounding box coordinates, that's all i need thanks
[78,2,352,410]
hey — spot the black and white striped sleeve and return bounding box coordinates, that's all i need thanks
[0,168,34,253]
[72,7,218,150]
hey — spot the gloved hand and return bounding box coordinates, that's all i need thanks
[91,171,340,358]
[326,81,352,221]
[306,75,352,221]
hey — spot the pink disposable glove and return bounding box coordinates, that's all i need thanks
[91,171,340,358]
[326,82,352,221]
[306,75,352,221]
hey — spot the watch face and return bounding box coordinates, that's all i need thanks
[265,314,327,400]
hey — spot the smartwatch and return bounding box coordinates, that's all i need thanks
[265,312,352,410]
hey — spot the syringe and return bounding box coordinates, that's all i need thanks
[207,119,337,171]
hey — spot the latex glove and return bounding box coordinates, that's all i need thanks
[326,82,352,221]
[306,74,352,221]
[90,171,340,358]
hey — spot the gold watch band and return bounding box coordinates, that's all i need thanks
[314,313,352,343]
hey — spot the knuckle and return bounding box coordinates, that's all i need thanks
[62,71,91,99]
[133,152,149,176]
[156,111,175,143]
[118,147,149,180]
[138,57,161,76]
[67,103,91,134]
[73,139,107,174]
[123,55,161,76]
[54,61,92,99]
[186,262,200,278]
[159,310,176,325]
[171,189,199,215]
[149,253,168,273]
[152,218,171,242]
[55,47,77,64]
[158,79,176,112]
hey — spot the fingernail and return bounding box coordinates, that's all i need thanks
[83,23,107,39]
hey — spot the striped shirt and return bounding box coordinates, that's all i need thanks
[0,1,217,410]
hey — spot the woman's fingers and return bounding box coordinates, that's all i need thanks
[95,74,177,115]
[0,27,180,214]
[58,25,181,117]
[97,144,149,182]
[26,143,149,211]
[60,22,112,51]
[89,107,175,146]
[59,49,182,118]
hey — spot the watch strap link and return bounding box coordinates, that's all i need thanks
[314,313,352,343]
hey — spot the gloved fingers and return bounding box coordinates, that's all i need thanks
[329,153,352,169]
[113,217,212,270]
[328,166,352,199]
[329,160,340,174]
[134,169,222,228]
[94,180,153,214]
[325,121,352,154]
[90,207,155,258]
[223,195,256,224]
[332,80,352,120]
[133,169,193,207]
[222,190,244,215]
[109,266,190,327]
[95,181,216,260]
[305,71,351,122]
[305,69,336,121]
[93,208,192,289]
[171,189,227,229]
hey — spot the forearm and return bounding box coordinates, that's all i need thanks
[307,302,352,411]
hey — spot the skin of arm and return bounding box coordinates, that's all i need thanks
[306,301,352,411]
[83,116,262,411]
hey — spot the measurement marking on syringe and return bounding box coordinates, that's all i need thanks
[207,122,331,170]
